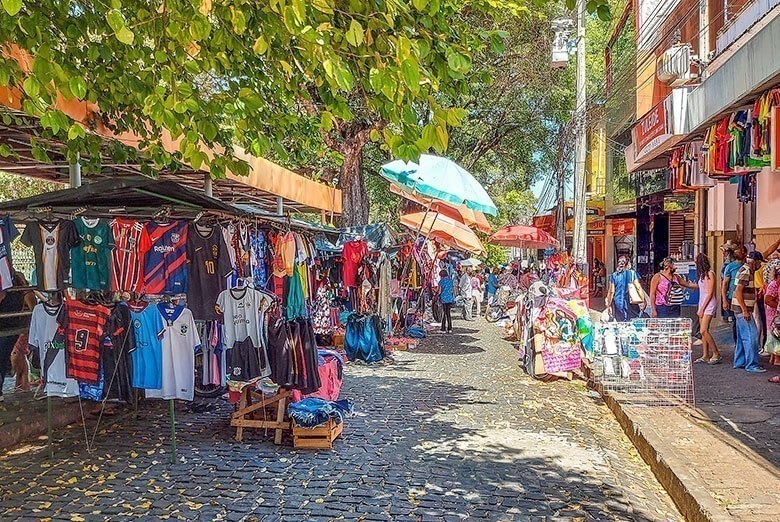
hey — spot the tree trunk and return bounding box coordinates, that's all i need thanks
[338,142,369,226]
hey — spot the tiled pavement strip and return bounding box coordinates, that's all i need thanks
[0,315,681,521]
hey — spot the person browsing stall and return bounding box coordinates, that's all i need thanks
[437,270,454,334]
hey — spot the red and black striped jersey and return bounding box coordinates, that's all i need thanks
[110,218,144,293]
[58,299,111,385]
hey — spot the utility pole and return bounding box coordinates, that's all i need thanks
[572,0,588,267]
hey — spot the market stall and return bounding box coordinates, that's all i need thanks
[0,177,351,454]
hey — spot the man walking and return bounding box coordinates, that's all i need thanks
[460,268,474,321]
[733,251,766,373]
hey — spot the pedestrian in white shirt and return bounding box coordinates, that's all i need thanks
[460,269,474,321]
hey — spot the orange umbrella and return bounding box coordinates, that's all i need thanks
[489,225,560,249]
[390,183,491,234]
[400,211,485,255]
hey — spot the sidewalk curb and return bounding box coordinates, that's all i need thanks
[0,399,83,453]
[598,391,730,522]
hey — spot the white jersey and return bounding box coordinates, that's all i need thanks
[146,305,200,401]
[216,287,271,349]
[29,302,78,398]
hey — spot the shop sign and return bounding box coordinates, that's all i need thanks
[633,102,670,159]
[608,219,635,236]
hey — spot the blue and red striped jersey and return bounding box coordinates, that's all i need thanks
[140,221,188,295]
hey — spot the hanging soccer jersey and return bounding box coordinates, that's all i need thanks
[140,221,188,294]
[128,302,164,389]
[57,299,111,385]
[146,304,200,401]
[248,228,267,289]
[71,217,114,290]
[187,223,233,321]
[0,214,19,290]
[29,302,79,398]
[110,218,144,293]
[20,220,80,291]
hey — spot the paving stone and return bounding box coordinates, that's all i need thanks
[0,316,681,522]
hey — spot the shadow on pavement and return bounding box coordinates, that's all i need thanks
[0,373,669,521]
[694,323,780,469]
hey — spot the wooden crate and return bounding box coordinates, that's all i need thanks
[292,419,344,450]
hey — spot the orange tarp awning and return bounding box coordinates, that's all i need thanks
[0,45,342,214]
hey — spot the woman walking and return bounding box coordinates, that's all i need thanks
[694,253,722,364]
[650,257,697,318]
[437,270,454,333]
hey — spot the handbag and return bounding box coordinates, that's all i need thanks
[627,272,645,304]
[771,315,780,340]
[663,275,686,306]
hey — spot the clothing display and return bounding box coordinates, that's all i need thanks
[128,302,164,390]
[101,303,134,403]
[140,220,188,295]
[110,218,145,293]
[146,304,200,401]
[57,299,111,385]
[20,220,80,291]
[71,217,114,290]
[29,302,79,397]
[0,214,19,290]
[344,313,384,363]
[288,397,352,428]
[342,240,368,287]
[187,223,233,321]
[217,286,273,380]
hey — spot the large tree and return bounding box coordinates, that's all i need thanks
[0,1,609,225]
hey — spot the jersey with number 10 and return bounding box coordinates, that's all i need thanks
[140,221,188,295]
[187,223,233,321]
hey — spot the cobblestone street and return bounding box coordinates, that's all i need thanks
[0,316,681,521]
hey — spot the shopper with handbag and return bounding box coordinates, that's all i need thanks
[650,257,697,318]
[606,256,646,321]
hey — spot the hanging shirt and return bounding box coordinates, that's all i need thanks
[216,286,271,350]
[20,220,80,291]
[140,220,188,295]
[128,302,165,389]
[71,217,114,290]
[146,304,200,401]
[110,218,144,293]
[249,228,268,290]
[187,223,233,321]
[0,214,19,290]
[57,299,111,385]
[279,232,296,277]
[29,302,79,398]
[342,240,368,287]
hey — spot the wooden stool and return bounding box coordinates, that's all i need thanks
[230,387,291,444]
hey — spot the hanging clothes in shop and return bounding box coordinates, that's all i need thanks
[29,300,79,398]
[217,286,273,380]
[139,220,188,295]
[286,264,308,320]
[187,223,233,321]
[266,317,322,393]
[56,299,111,385]
[344,313,384,363]
[20,220,80,291]
[101,303,134,403]
[71,217,114,290]
[737,173,757,203]
[110,218,145,293]
[127,301,164,390]
[146,303,200,401]
[248,227,268,289]
[0,214,19,291]
[342,239,368,288]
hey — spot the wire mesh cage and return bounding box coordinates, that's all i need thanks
[591,318,695,409]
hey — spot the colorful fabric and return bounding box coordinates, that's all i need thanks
[71,217,114,290]
[187,224,233,321]
[58,299,111,385]
[140,221,188,294]
[342,240,368,287]
[20,220,80,291]
[110,218,144,293]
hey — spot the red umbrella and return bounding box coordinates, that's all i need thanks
[489,225,560,249]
